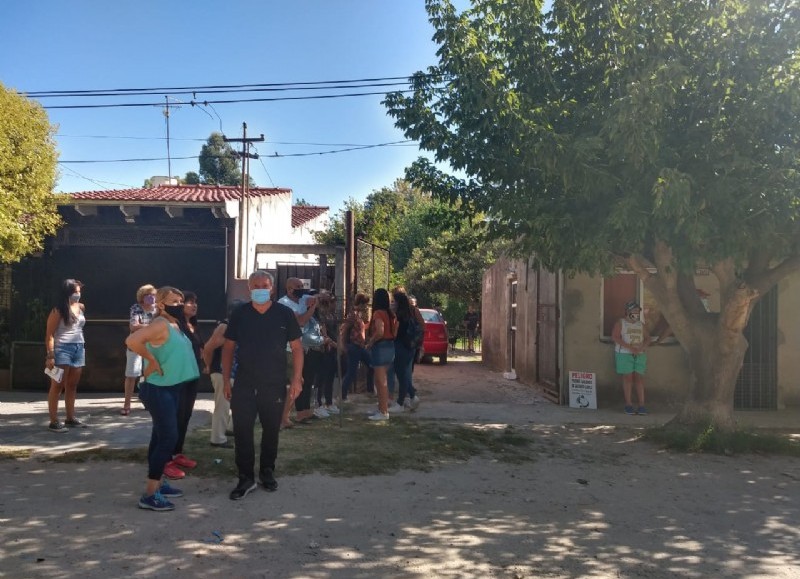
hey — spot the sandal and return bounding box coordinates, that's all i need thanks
[120,407,131,416]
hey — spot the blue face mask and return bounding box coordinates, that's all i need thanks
[251,289,271,304]
[69,293,81,303]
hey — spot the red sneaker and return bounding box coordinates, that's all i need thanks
[163,462,185,480]
[172,454,197,469]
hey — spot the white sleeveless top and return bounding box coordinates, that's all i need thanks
[615,318,644,354]
[54,310,86,344]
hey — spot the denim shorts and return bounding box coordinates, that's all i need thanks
[369,340,395,368]
[54,342,85,368]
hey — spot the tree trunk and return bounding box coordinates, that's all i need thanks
[670,322,748,432]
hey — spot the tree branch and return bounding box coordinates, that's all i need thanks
[750,255,800,296]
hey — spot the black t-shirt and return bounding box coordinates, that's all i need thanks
[224,302,301,385]
[464,311,480,331]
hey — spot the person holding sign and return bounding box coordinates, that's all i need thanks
[612,300,650,416]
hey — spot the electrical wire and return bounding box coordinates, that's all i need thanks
[42,89,417,110]
[25,74,445,97]
[58,140,417,163]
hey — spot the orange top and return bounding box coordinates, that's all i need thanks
[369,310,397,341]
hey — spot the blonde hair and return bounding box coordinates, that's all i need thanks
[136,284,156,303]
[155,286,183,312]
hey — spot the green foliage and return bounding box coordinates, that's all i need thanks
[404,227,503,305]
[198,132,242,186]
[386,0,800,276]
[0,83,61,264]
[183,171,200,185]
[313,197,367,245]
[644,424,800,456]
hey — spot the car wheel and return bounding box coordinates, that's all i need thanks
[439,353,447,365]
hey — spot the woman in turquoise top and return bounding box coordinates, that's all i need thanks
[126,286,199,512]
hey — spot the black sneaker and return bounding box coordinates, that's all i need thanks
[259,469,278,492]
[65,418,86,428]
[229,478,257,501]
[48,421,67,433]
[210,441,234,449]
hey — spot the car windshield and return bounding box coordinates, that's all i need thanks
[420,309,443,323]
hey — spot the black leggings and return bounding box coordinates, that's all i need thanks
[174,378,198,455]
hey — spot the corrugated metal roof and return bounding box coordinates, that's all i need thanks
[291,205,328,228]
[61,184,291,204]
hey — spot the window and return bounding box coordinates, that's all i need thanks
[601,272,666,340]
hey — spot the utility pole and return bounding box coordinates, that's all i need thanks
[224,122,264,278]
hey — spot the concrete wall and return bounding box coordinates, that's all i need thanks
[484,259,800,409]
[562,274,691,407]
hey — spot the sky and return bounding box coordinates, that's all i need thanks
[0,1,449,213]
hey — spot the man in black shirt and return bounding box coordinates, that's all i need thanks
[223,270,303,500]
[463,306,480,353]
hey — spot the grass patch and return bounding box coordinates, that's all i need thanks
[0,447,34,460]
[47,447,148,463]
[643,424,800,456]
[40,416,535,478]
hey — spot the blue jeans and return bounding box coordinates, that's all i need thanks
[394,342,416,405]
[342,343,373,399]
[139,381,183,481]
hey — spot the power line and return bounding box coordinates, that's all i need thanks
[56,133,410,147]
[42,89,417,110]
[31,81,415,99]
[24,75,445,97]
[57,140,417,163]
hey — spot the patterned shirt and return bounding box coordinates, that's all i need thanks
[129,303,156,333]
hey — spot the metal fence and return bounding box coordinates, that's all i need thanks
[445,327,482,355]
[355,238,390,298]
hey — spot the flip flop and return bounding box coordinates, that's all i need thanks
[120,408,130,416]
[279,421,295,430]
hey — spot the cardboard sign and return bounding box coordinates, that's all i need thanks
[569,371,597,409]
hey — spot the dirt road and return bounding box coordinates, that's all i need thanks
[1,355,799,578]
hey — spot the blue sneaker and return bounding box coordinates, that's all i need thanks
[138,491,175,511]
[624,406,635,415]
[636,406,648,415]
[159,481,184,498]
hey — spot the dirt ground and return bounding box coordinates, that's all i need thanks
[1,355,799,578]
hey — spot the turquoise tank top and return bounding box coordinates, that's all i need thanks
[144,321,200,386]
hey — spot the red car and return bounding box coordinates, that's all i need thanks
[419,308,449,364]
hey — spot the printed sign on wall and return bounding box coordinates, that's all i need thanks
[569,371,597,409]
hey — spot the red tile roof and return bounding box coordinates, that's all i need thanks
[292,205,328,228]
[60,184,291,204]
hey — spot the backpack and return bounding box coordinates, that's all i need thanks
[401,317,423,349]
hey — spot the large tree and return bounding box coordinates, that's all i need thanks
[198,132,242,185]
[386,0,800,430]
[0,84,61,263]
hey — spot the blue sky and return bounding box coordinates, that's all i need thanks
[0,1,448,212]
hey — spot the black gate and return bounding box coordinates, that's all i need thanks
[734,288,778,410]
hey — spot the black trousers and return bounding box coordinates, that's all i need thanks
[174,378,198,455]
[230,380,285,480]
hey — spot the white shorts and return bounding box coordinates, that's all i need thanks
[125,349,143,378]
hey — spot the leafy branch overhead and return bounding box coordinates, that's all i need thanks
[385,0,800,431]
[0,83,61,264]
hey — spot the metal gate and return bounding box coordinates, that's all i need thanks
[734,287,778,410]
[536,270,559,402]
[355,238,390,298]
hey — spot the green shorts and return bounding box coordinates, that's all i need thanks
[615,352,647,375]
